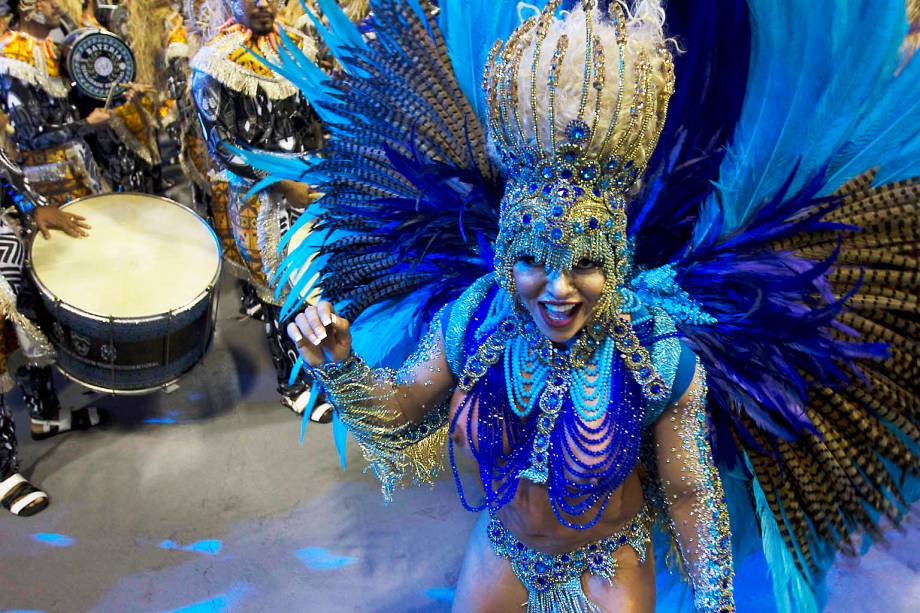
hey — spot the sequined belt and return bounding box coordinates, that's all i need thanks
[487,506,651,613]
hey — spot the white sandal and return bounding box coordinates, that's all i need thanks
[31,406,104,440]
[0,473,49,516]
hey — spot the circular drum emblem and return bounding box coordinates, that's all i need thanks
[65,29,136,101]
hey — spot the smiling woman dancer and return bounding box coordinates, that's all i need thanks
[287,2,723,609]
[244,0,920,611]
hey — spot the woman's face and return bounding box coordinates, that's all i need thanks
[512,256,606,344]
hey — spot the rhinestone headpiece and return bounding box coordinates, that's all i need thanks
[484,1,675,394]
[486,0,674,299]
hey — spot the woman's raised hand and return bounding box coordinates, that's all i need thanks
[287,301,352,367]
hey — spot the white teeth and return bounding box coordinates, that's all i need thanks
[543,303,576,314]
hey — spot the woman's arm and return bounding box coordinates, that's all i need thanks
[652,363,735,612]
[289,301,457,499]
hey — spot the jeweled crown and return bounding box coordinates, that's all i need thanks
[486,0,674,280]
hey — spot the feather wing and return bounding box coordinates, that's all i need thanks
[660,1,920,607]
[239,0,508,338]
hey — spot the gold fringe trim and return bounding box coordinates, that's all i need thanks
[0,275,54,366]
[190,26,313,100]
[0,55,68,98]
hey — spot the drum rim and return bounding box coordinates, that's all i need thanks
[27,192,223,325]
[53,365,185,396]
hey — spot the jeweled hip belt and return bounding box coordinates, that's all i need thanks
[487,505,651,613]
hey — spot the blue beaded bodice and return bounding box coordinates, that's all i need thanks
[446,281,681,529]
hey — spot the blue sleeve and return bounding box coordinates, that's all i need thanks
[667,342,697,405]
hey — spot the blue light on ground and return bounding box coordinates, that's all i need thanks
[294,547,358,570]
[31,533,75,548]
[144,410,183,425]
[424,587,455,602]
[159,539,223,556]
[163,582,249,613]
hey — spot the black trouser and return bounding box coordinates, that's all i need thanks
[0,396,18,480]
[263,303,308,397]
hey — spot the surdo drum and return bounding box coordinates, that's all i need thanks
[29,194,221,394]
[62,28,136,101]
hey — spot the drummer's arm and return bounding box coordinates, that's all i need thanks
[190,72,262,182]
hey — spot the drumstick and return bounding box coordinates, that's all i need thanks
[103,83,118,110]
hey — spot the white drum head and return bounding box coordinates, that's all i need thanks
[31,194,221,319]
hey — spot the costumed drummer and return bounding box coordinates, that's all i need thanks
[190,0,329,420]
[257,0,920,611]
[0,0,112,204]
[0,144,102,518]
[62,0,163,194]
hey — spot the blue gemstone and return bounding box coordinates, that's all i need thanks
[560,168,574,180]
[623,160,634,171]
[592,187,601,197]
[535,434,548,449]
[651,383,662,394]
[551,204,565,216]
[566,120,589,142]
[631,353,642,363]
[552,376,565,387]
[618,535,627,544]
[534,561,548,574]
[622,337,634,347]
[540,417,552,429]
[542,184,553,195]
[614,325,626,335]
[545,394,560,408]
[555,188,569,198]
[606,158,620,171]
[639,367,651,378]
[534,453,545,463]
[550,227,564,241]
[529,183,538,192]
[579,166,597,180]
[540,165,554,179]
[521,213,532,225]
[588,217,599,229]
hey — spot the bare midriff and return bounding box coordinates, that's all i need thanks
[449,387,647,556]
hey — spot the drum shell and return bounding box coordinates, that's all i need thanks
[31,289,217,393]
[27,194,221,394]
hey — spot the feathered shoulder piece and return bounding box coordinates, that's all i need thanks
[0,31,68,98]
[189,20,314,99]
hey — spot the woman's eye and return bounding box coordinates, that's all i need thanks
[575,258,601,270]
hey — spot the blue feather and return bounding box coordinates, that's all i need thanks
[332,411,349,470]
[714,0,918,234]
[743,452,819,613]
